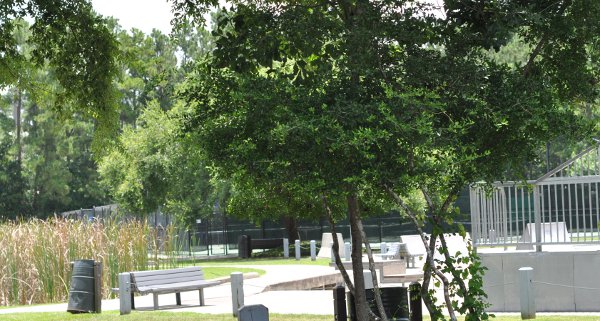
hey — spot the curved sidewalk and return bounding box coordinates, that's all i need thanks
[0,264,338,315]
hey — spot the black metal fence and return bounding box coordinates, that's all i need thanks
[164,213,471,257]
[61,189,472,257]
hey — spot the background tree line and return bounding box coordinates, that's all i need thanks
[0,12,213,219]
[2,1,600,320]
[2,1,597,224]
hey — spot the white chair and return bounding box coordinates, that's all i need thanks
[377,242,401,260]
[400,235,427,268]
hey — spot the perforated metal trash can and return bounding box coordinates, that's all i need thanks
[67,260,102,313]
[348,287,409,321]
[238,235,252,258]
[378,287,409,320]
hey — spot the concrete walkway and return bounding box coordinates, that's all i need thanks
[0,265,339,315]
[2,262,599,318]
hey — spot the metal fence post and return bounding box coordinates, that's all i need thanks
[533,186,542,252]
[519,267,535,319]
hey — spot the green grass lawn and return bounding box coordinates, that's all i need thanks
[0,311,331,321]
[186,257,331,267]
[202,266,265,279]
[2,311,600,321]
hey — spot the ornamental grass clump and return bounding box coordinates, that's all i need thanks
[0,218,150,306]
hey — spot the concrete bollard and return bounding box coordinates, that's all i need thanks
[519,267,535,320]
[344,242,351,261]
[363,270,374,289]
[330,242,335,263]
[118,272,131,315]
[380,242,387,255]
[238,304,269,321]
[310,240,316,261]
[295,239,301,260]
[283,238,289,258]
[231,272,244,317]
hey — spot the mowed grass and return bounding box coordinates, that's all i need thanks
[0,311,331,321]
[201,266,265,279]
[2,311,600,321]
[186,257,331,267]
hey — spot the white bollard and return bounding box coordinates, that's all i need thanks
[283,238,289,258]
[295,239,301,260]
[231,272,244,317]
[118,272,131,315]
[380,242,387,254]
[344,242,351,261]
[330,242,335,263]
[519,267,535,320]
[363,270,374,290]
[310,240,316,261]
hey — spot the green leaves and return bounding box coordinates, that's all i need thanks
[1,1,120,154]
[174,1,600,319]
[98,102,216,224]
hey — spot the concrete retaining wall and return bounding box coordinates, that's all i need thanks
[481,250,600,312]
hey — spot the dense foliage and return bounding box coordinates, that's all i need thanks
[0,13,214,219]
[0,0,120,148]
[1,2,600,319]
[173,1,600,320]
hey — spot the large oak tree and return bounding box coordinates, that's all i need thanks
[175,1,599,320]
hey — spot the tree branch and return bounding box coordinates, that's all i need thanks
[522,33,549,78]
[358,218,389,321]
[438,233,474,315]
[384,184,457,321]
[522,0,572,77]
[322,194,355,294]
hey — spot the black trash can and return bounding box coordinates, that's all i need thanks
[238,235,252,258]
[379,287,409,320]
[348,287,409,321]
[333,285,348,321]
[347,288,375,321]
[67,260,102,313]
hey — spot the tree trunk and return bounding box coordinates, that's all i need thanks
[358,218,389,321]
[282,215,299,241]
[384,185,458,321]
[323,196,355,294]
[13,88,22,165]
[347,193,370,321]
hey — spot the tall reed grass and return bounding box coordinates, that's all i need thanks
[0,218,159,306]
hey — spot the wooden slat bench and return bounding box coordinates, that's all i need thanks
[251,238,284,251]
[129,267,220,310]
[239,236,285,258]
